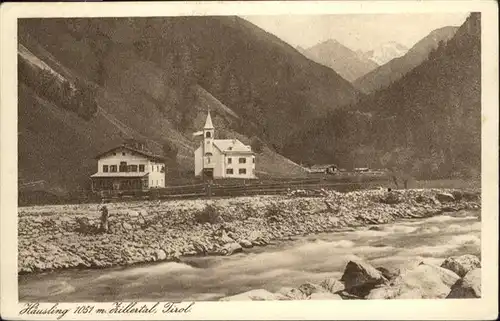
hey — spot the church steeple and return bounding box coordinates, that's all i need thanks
[204,110,214,129]
[203,110,214,155]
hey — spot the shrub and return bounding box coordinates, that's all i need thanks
[194,204,222,224]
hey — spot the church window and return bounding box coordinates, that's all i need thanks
[239,157,246,164]
[239,168,247,175]
[206,132,211,138]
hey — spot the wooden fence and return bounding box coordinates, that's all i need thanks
[96,173,389,202]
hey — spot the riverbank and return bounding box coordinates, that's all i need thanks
[220,254,482,300]
[18,188,480,275]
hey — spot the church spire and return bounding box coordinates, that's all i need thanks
[204,110,214,129]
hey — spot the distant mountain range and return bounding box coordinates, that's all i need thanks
[17,16,360,195]
[298,39,379,82]
[356,41,409,65]
[284,13,481,180]
[354,26,459,94]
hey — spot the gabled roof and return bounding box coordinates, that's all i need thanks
[90,172,149,178]
[95,145,165,162]
[213,139,254,154]
[310,164,337,170]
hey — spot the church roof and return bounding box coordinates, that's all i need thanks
[213,139,253,154]
[204,111,214,129]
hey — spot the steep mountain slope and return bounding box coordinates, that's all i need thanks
[19,17,359,149]
[354,26,459,94]
[21,16,365,194]
[284,13,481,179]
[356,41,408,65]
[303,39,379,82]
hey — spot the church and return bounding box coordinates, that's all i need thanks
[194,111,256,180]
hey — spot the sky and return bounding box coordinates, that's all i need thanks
[242,13,469,52]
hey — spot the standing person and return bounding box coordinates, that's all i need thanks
[99,201,109,233]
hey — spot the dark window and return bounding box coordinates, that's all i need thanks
[110,165,117,172]
[252,157,255,164]
[129,165,138,172]
[122,152,126,156]
[119,162,128,172]
[139,165,145,172]
[239,157,246,164]
[228,157,232,164]
[206,131,211,138]
[103,165,109,172]
[239,168,246,175]
[226,168,234,174]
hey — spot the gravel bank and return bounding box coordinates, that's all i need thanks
[18,188,480,274]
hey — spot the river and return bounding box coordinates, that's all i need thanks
[18,210,480,302]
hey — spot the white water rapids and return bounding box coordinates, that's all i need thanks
[19,210,480,302]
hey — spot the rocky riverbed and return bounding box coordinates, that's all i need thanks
[18,188,480,275]
[220,254,481,300]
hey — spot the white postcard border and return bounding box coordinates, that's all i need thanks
[1,1,498,320]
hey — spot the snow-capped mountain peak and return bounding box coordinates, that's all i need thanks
[358,41,409,65]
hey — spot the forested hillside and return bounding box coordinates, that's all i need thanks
[284,13,481,180]
[18,16,361,195]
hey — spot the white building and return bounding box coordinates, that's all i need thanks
[90,140,166,191]
[194,111,256,180]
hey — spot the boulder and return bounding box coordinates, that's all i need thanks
[219,289,279,301]
[319,278,345,293]
[376,267,400,281]
[436,192,455,203]
[366,285,400,300]
[418,263,460,287]
[219,242,243,256]
[394,264,453,299]
[309,292,343,300]
[298,282,327,296]
[277,287,307,300]
[340,259,387,296]
[154,249,167,261]
[447,268,481,298]
[239,239,253,248]
[441,255,481,277]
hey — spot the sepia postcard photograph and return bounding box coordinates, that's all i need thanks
[1,1,498,320]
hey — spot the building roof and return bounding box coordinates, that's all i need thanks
[90,172,149,178]
[204,111,214,129]
[310,164,338,170]
[213,139,253,154]
[95,145,166,162]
